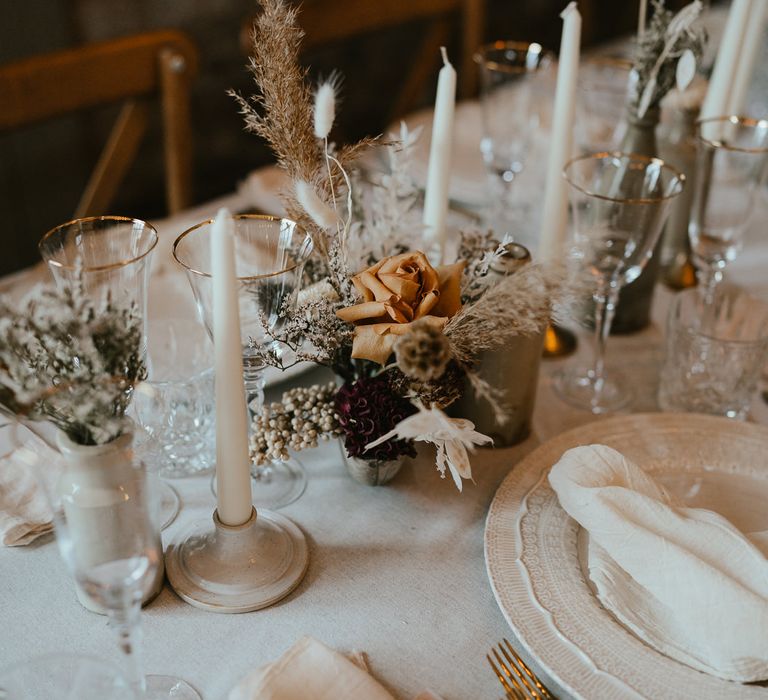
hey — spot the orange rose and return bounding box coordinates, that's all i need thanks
[336,251,465,365]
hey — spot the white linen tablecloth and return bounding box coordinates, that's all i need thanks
[2,47,768,694]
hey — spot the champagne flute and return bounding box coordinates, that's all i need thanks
[556,152,685,413]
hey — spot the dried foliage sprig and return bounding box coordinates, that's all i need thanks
[445,264,556,366]
[631,0,707,118]
[0,281,146,445]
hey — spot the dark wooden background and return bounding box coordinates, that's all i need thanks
[0,0,675,276]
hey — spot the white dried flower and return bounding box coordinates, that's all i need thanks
[313,73,340,139]
[295,179,339,230]
[366,405,492,491]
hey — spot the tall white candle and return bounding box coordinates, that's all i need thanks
[638,0,648,38]
[700,0,752,124]
[210,207,253,526]
[423,46,456,263]
[727,0,765,115]
[538,2,581,263]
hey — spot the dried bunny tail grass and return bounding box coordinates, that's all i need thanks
[295,179,340,230]
[445,263,563,365]
[229,0,318,182]
[313,72,341,140]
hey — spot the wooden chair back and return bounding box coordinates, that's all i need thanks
[0,30,198,217]
[243,0,485,123]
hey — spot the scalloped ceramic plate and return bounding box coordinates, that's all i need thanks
[485,413,768,700]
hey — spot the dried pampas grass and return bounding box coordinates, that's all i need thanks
[229,0,317,183]
[445,264,562,366]
[232,0,382,264]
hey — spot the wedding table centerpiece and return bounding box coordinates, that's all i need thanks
[233,0,564,488]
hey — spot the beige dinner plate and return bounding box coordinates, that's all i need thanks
[484,413,768,700]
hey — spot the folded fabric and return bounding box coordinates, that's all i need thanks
[549,444,768,682]
[229,636,443,700]
[0,433,58,546]
[228,637,394,700]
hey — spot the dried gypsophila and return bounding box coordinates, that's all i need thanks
[249,383,340,465]
[0,280,146,446]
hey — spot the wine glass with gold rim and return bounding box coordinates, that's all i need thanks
[173,214,314,509]
[556,152,685,414]
[689,115,768,299]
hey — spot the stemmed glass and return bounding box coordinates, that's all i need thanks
[474,41,552,233]
[38,217,180,530]
[172,214,314,509]
[17,413,200,700]
[38,216,157,357]
[556,152,685,413]
[689,116,768,298]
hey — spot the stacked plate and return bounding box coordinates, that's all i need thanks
[484,413,768,700]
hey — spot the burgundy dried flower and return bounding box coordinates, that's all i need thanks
[335,375,417,461]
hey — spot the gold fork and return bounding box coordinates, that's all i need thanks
[487,638,555,700]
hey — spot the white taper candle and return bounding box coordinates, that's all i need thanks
[423,46,456,263]
[538,2,582,263]
[210,208,253,526]
[727,0,765,115]
[638,0,648,38]
[700,0,753,124]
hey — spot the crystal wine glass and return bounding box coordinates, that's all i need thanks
[474,41,552,233]
[689,115,768,299]
[172,214,314,509]
[38,216,157,358]
[18,414,200,700]
[556,152,685,413]
[37,216,179,530]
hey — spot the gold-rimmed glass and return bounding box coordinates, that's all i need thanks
[38,216,158,356]
[474,41,552,232]
[172,214,314,509]
[556,152,685,414]
[36,216,183,527]
[689,115,768,298]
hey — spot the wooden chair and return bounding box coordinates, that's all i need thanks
[0,30,198,217]
[242,0,485,123]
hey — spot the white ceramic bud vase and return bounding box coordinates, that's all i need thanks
[56,431,164,615]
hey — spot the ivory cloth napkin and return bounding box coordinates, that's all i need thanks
[549,444,768,682]
[229,636,443,700]
[0,436,57,546]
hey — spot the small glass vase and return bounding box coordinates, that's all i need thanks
[55,430,165,615]
[339,443,404,486]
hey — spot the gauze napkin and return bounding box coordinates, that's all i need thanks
[0,435,57,546]
[229,636,443,700]
[228,637,393,700]
[549,444,768,682]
